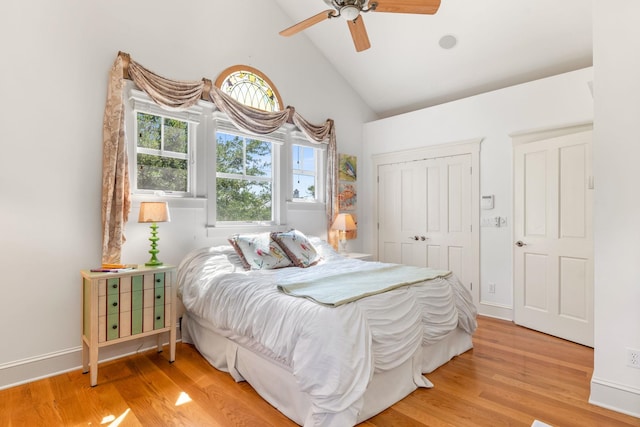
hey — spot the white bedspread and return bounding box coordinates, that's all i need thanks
[178,239,477,427]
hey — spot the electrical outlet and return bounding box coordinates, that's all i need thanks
[488,283,496,294]
[628,348,640,369]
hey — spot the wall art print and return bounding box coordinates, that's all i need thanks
[339,154,357,182]
[338,182,357,211]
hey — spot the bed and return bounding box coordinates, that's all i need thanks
[177,231,477,427]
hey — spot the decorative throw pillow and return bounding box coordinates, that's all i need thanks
[271,229,321,268]
[228,233,293,270]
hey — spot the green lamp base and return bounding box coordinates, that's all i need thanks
[145,222,163,267]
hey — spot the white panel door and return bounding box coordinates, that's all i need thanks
[378,154,473,287]
[513,129,593,347]
[378,161,427,266]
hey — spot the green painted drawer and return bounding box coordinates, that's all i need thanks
[132,275,144,293]
[132,309,143,335]
[107,313,119,340]
[107,292,119,315]
[154,305,165,330]
[107,278,120,294]
[154,286,165,307]
[154,273,165,288]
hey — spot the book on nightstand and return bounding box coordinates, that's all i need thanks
[89,264,138,273]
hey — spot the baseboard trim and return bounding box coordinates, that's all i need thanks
[590,376,640,418]
[479,301,513,321]
[0,346,82,390]
[1,333,182,391]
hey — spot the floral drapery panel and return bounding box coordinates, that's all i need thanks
[101,53,338,263]
[101,55,129,264]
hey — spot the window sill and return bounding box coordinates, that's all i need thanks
[206,224,289,239]
[130,195,207,209]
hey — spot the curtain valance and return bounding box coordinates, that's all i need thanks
[102,52,338,263]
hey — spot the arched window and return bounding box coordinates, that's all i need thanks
[215,65,283,112]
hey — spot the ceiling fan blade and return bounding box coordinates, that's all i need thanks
[347,16,371,52]
[372,0,441,14]
[279,9,335,37]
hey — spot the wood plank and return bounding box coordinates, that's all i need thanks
[2,316,638,426]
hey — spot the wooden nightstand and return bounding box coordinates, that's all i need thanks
[80,264,176,386]
[343,252,373,261]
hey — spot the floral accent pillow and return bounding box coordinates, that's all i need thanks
[271,229,321,268]
[228,233,293,270]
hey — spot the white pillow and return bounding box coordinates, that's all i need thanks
[271,229,321,268]
[228,233,293,270]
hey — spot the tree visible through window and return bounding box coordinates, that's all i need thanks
[136,112,189,193]
[216,132,273,222]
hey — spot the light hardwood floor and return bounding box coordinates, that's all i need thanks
[2,316,638,426]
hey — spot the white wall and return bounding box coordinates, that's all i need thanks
[590,0,640,417]
[362,68,594,317]
[359,1,640,415]
[0,0,375,388]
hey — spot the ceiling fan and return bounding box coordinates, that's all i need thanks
[279,0,441,52]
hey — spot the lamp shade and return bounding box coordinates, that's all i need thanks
[138,202,170,223]
[331,213,357,232]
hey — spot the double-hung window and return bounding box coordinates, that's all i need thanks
[215,131,274,222]
[127,85,201,197]
[136,113,189,193]
[291,139,323,202]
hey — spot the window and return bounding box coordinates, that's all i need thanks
[292,144,317,201]
[216,132,274,222]
[125,67,326,232]
[135,112,190,193]
[215,65,283,112]
[126,85,201,197]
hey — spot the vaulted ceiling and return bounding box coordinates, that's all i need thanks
[273,0,592,118]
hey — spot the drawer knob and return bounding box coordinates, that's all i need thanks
[112,284,118,289]
[112,325,117,330]
[112,302,118,307]
[156,316,161,320]
[156,279,161,283]
[156,295,161,299]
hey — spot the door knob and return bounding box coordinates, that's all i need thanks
[409,236,419,241]
[515,240,527,247]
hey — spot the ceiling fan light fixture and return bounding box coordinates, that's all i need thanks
[341,5,360,21]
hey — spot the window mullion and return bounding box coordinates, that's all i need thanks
[242,137,247,176]
[160,117,165,152]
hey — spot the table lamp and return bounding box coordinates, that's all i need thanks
[138,201,170,266]
[331,213,357,253]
